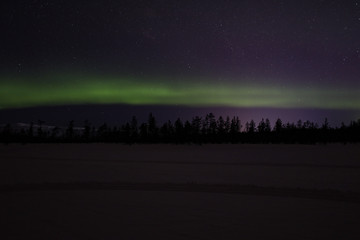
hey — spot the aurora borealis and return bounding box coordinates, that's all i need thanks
[1,1,360,124]
[0,74,359,110]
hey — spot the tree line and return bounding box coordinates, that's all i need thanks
[1,113,360,144]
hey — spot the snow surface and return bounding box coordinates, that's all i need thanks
[1,144,360,239]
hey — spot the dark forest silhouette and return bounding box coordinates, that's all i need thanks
[1,113,360,144]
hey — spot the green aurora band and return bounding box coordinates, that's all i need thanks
[0,74,359,110]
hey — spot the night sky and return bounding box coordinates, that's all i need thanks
[1,0,360,125]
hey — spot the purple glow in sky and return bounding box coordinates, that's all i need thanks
[1,0,359,125]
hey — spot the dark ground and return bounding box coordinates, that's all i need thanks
[1,144,360,239]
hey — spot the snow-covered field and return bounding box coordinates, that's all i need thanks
[1,144,360,239]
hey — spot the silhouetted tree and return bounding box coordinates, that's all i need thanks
[1,113,359,144]
[257,118,266,133]
[296,119,303,129]
[66,120,75,141]
[130,116,138,139]
[1,124,13,144]
[257,118,271,143]
[322,118,329,130]
[160,120,174,142]
[174,118,184,142]
[97,123,109,142]
[201,115,209,136]
[217,116,225,133]
[28,122,34,140]
[191,116,202,135]
[248,120,256,133]
[245,121,249,133]
[230,117,240,134]
[274,118,283,133]
[201,113,216,137]
[191,116,202,143]
[122,122,131,142]
[139,123,148,141]
[224,116,231,134]
[147,113,158,140]
[37,120,45,140]
[184,120,192,142]
[265,119,271,132]
[82,120,91,141]
[51,126,60,141]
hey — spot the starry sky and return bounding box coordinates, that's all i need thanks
[1,0,360,125]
